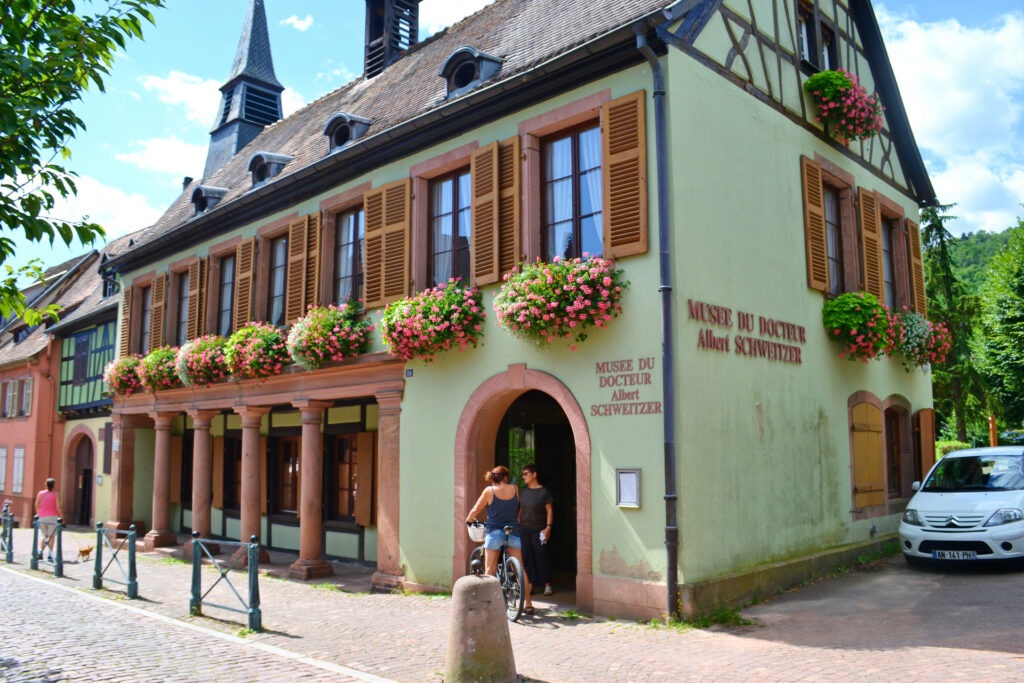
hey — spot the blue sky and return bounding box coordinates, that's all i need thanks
[15,0,1024,269]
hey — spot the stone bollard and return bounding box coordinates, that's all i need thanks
[445,574,517,683]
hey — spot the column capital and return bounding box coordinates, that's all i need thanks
[374,388,403,416]
[233,404,270,429]
[148,411,176,430]
[292,399,334,415]
[112,412,151,429]
[187,409,220,430]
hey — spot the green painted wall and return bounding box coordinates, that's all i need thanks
[132,430,155,531]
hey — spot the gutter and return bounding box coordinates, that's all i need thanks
[102,6,675,275]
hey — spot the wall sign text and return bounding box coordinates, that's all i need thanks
[591,357,662,417]
[688,299,805,364]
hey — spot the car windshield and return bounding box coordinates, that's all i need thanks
[922,454,1024,492]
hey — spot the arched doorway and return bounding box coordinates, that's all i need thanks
[73,437,94,526]
[496,390,577,587]
[453,364,594,611]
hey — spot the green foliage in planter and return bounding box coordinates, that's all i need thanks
[138,346,182,392]
[287,303,374,370]
[102,355,144,397]
[804,68,884,142]
[822,291,892,363]
[176,335,230,387]
[225,322,289,380]
[380,279,485,362]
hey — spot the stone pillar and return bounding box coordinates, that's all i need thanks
[234,405,271,564]
[186,410,219,556]
[107,413,147,532]
[144,412,178,550]
[372,388,404,592]
[289,400,334,580]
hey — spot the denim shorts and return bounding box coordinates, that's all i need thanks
[484,528,521,550]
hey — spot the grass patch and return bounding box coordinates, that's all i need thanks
[856,541,900,566]
[236,627,256,637]
[155,557,187,566]
[559,608,586,621]
[649,605,754,631]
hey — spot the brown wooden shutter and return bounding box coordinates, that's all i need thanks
[498,136,522,276]
[118,286,133,357]
[149,274,167,352]
[801,156,829,292]
[354,431,375,526]
[304,213,322,312]
[602,91,648,258]
[914,408,936,477]
[186,258,204,341]
[363,179,410,309]
[906,219,927,316]
[851,402,885,509]
[233,238,255,332]
[285,217,309,324]
[859,189,884,300]
[363,189,385,308]
[471,141,500,285]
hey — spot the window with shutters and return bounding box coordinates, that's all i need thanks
[3,382,15,418]
[138,286,153,353]
[12,447,24,493]
[362,179,411,310]
[175,270,190,346]
[334,208,364,304]
[19,378,32,417]
[73,333,90,386]
[882,221,896,308]
[823,184,843,296]
[801,155,858,295]
[267,235,288,327]
[217,254,236,336]
[0,447,6,491]
[430,169,472,286]
[797,1,838,72]
[543,123,603,260]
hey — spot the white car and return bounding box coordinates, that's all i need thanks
[899,447,1024,565]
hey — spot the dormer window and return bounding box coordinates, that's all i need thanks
[440,47,502,99]
[323,113,372,153]
[190,185,229,215]
[248,152,293,188]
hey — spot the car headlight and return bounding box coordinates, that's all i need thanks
[902,508,923,526]
[983,508,1024,527]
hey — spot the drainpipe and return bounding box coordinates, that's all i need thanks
[636,29,679,621]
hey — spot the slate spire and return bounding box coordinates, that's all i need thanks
[203,0,284,180]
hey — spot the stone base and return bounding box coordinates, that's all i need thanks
[288,557,334,581]
[142,529,177,551]
[371,570,405,593]
[230,545,272,567]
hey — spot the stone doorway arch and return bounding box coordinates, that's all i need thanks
[452,364,593,611]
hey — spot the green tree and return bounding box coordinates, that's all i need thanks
[976,217,1024,428]
[921,204,990,442]
[0,0,163,324]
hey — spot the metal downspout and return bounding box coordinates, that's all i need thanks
[636,29,679,621]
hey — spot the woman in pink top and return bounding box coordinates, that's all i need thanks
[34,477,63,561]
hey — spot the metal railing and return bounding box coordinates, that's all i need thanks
[189,532,262,632]
[31,515,64,577]
[1,502,13,563]
[92,522,138,599]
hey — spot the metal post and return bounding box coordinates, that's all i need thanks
[30,515,39,570]
[3,503,12,563]
[93,523,104,589]
[127,525,138,599]
[247,535,261,631]
[190,531,202,616]
[54,518,64,578]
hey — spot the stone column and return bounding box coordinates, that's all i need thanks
[107,413,147,532]
[289,400,334,580]
[144,412,177,550]
[186,410,219,556]
[234,405,271,564]
[372,388,404,592]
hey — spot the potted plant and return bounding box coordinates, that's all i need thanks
[176,335,231,387]
[493,256,627,350]
[102,355,144,397]
[803,68,884,143]
[138,346,183,392]
[380,279,485,362]
[225,322,289,380]
[889,308,953,371]
[822,291,892,363]
[287,302,374,370]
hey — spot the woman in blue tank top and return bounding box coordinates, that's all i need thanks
[466,465,534,613]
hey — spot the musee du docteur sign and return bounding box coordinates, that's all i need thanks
[688,299,806,364]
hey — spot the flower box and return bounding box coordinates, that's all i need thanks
[381,279,485,362]
[803,68,884,143]
[822,292,892,363]
[176,335,230,387]
[225,322,289,380]
[888,308,952,371]
[103,355,144,397]
[138,346,183,392]
[287,303,374,370]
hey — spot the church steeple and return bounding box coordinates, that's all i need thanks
[203,0,284,180]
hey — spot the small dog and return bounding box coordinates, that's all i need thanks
[77,545,94,562]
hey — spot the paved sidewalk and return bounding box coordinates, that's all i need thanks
[2,526,1022,682]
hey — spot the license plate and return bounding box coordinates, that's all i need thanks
[932,550,977,560]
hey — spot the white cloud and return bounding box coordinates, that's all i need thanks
[114,136,207,179]
[314,61,358,90]
[51,175,165,241]
[281,14,314,32]
[281,87,306,117]
[419,0,495,34]
[877,7,1024,233]
[137,70,221,126]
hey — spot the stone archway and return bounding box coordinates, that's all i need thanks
[452,364,593,611]
[64,425,98,527]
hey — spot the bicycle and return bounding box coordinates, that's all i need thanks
[467,522,525,621]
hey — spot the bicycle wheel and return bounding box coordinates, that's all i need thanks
[469,546,484,575]
[502,555,525,621]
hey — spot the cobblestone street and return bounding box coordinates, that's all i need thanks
[1,527,1022,682]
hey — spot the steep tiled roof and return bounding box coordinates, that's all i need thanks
[109,0,678,269]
